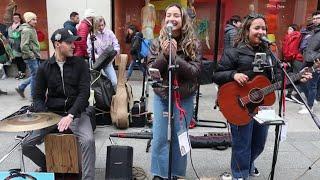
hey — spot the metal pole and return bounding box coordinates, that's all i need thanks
[213,0,222,70]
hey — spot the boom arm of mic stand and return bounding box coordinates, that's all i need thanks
[269,50,320,129]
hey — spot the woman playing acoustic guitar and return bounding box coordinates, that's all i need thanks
[213,14,312,179]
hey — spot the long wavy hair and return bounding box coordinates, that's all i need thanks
[234,13,267,48]
[159,3,198,60]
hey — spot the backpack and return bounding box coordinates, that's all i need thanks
[135,35,151,58]
[0,33,13,64]
[299,33,312,54]
[282,32,303,62]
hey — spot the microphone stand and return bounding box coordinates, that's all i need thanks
[89,19,96,69]
[267,48,320,180]
[167,30,174,180]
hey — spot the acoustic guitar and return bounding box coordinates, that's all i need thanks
[217,62,319,126]
[110,54,133,129]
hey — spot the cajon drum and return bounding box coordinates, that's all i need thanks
[44,133,80,173]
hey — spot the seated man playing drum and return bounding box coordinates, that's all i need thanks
[22,28,95,180]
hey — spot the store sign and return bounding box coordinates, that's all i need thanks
[266,3,285,9]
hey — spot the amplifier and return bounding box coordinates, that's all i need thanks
[105,145,133,180]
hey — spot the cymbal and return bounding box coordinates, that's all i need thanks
[0,112,61,132]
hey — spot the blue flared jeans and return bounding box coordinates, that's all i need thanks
[151,94,194,178]
[230,120,269,179]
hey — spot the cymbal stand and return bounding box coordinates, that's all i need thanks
[0,132,30,172]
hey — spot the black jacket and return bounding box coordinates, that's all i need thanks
[224,24,238,49]
[213,43,279,86]
[34,56,90,118]
[148,38,202,99]
[126,32,143,61]
[304,26,320,66]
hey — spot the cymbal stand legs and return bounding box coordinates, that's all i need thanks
[0,132,30,172]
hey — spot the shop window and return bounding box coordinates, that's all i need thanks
[114,0,318,61]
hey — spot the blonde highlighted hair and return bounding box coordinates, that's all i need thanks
[93,16,106,33]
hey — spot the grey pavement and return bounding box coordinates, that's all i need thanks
[0,76,320,180]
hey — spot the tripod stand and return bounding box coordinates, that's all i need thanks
[0,133,30,172]
[193,84,227,128]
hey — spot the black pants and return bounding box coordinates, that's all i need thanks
[12,57,26,73]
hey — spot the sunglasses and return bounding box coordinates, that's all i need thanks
[245,13,265,21]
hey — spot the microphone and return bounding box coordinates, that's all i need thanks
[166,22,173,36]
[259,36,273,45]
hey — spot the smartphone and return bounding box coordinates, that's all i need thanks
[148,68,162,81]
[253,53,267,72]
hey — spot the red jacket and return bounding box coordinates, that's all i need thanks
[74,19,91,57]
[282,31,303,62]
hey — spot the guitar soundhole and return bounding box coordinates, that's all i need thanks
[248,88,264,103]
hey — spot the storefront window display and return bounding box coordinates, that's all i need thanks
[114,0,318,61]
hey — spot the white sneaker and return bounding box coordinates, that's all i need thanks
[314,100,318,105]
[298,107,313,114]
[220,172,232,180]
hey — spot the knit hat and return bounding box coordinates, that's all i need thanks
[84,9,95,18]
[23,12,37,23]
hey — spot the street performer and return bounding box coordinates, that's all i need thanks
[148,3,201,179]
[213,14,312,179]
[22,28,95,180]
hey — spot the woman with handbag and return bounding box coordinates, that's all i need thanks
[126,24,146,80]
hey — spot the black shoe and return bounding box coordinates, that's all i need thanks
[291,94,303,105]
[15,87,25,98]
[285,94,294,102]
[250,168,260,177]
[0,89,7,95]
[18,73,26,79]
[152,176,164,180]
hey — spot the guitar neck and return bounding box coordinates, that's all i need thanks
[261,64,317,95]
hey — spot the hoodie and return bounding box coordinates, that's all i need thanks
[19,23,40,60]
[224,24,238,49]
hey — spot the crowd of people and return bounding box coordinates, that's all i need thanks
[0,2,320,180]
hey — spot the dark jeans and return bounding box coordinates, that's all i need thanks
[126,59,146,80]
[230,120,269,179]
[13,57,26,73]
[306,71,320,108]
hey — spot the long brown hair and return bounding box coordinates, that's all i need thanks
[234,13,267,48]
[159,3,198,60]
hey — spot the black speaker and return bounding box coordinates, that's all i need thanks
[105,145,133,180]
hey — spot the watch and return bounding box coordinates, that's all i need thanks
[68,114,74,119]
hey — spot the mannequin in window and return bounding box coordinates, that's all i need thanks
[141,0,156,40]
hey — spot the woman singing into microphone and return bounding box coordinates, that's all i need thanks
[147,3,201,180]
[213,14,312,179]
